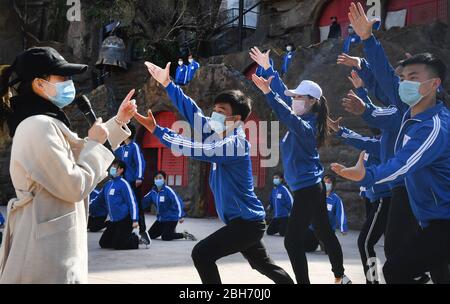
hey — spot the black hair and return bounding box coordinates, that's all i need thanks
[154,170,167,180]
[310,95,330,148]
[214,90,252,121]
[324,173,337,188]
[0,66,14,118]
[273,172,284,179]
[112,159,126,174]
[127,123,136,140]
[400,53,447,82]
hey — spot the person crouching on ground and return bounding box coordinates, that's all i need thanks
[142,170,197,241]
[92,160,148,250]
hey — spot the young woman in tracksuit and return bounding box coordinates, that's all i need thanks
[133,61,294,284]
[91,160,141,250]
[142,170,196,241]
[329,117,391,284]
[266,173,293,236]
[250,47,350,284]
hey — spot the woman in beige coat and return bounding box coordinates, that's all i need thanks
[0,47,137,283]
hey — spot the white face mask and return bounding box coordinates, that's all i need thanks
[188,58,194,63]
[286,46,292,52]
[325,183,333,192]
[292,98,309,115]
[178,61,183,66]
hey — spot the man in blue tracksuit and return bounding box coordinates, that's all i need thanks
[187,54,200,83]
[142,170,196,241]
[281,43,295,76]
[342,25,361,55]
[330,119,391,284]
[136,61,294,284]
[333,3,450,283]
[266,173,293,237]
[175,58,188,86]
[324,175,348,235]
[114,124,147,240]
[88,188,109,232]
[338,29,422,264]
[91,160,142,250]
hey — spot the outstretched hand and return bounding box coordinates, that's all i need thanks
[134,109,157,133]
[348,70,364,89]
[249,47,271,70]
[251,74,274,95]
[331,151,366,181]
[144,61,171,87]
[348,2,378,40]
[337,53,361,69]
[342,90,366,116]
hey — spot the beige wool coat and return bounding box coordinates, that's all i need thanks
[0,114,130,283]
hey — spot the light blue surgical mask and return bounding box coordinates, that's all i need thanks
[109,167,117,177]
[273,178,281,186]
[209,111,227,133]
[154,179,165,188]
[398,80,430,107]
[43,79,76,108]
[325,183,333,192]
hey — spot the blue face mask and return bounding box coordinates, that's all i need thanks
[109,167,117,177]
[398,80,427,107]
[154,179,165,188]
[43,79,76,108]
[273,178,281,186]
[209,111,227,133]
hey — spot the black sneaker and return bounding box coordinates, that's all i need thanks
[139,231,151,246]
[414,274,431,284]
[183,230,197,241]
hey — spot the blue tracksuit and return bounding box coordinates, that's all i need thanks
[343,33,361,54]
[281,51,295,75]
[152,82,266,224]
[91,176,139,222]
[0,212,5,226]
[175,64,188,85]
[261,66,323,191]
[256,58,274,77]
[269,184,294,218]
[187,60,200,82]
[142,185,186,222]
[89,188,108,217]
[337,127,391,202]
[354,86,404,190]
[360,102,450,227]
[114,140,145,184]
[326,192,348,233]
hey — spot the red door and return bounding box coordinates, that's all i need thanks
[140,111,189,195]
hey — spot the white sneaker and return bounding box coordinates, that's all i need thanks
[336,275,352,284]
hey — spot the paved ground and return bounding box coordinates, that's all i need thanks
[0,206,386,284]
[87,214,386,284]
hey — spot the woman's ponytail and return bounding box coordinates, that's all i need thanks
[312,95,330,148]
